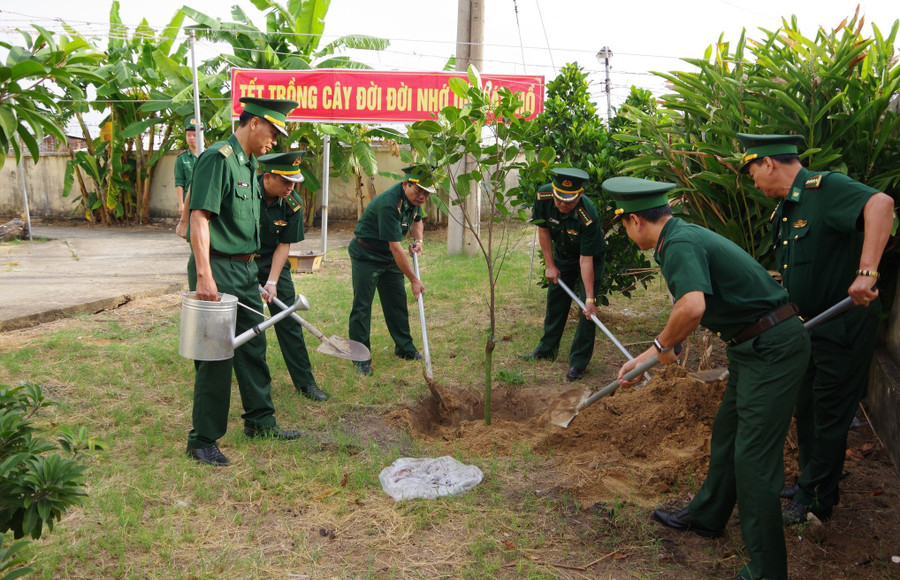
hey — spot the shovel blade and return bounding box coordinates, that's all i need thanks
[315,336,371,361]
[544,388,591,429]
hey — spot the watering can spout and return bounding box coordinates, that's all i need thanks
[232,294,308,349]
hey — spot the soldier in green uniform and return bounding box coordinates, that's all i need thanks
[255,151,328,402]
[186,96,302,467]
[519,168,606,381]
[175,115,201,239]
[605,176,810,580]
[737,134,894,524]
[348,165,433,375]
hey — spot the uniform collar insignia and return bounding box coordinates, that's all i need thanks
[789,187,802,201]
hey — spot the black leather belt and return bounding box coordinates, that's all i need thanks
[728,303,800,346]
[355,237,391,256]
[209,249,256,262]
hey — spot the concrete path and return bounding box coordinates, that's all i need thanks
[0,225,351,332]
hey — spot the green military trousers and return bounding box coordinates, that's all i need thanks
[347,239,416,363]
[794,300,880,517]
[255,254,316,390]
[186,254,277,450]
[535,258,603,370]
[687,317,809,580]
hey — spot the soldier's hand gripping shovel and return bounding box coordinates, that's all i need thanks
[546,351,675,429]
[260,286,370,362]
[412,253,433,379]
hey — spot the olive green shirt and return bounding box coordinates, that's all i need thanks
[655,217,789,342]
[257,174,305,256]
[174,150,198,199]
[353,181,422,254]
[772,167,877,318]
[531,186,605,267]
[189,133,261,255]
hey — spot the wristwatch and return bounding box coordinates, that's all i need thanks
[653,337,673,354]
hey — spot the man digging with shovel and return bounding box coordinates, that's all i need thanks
[256,151,328,402]
[737,133,894,526]
[519,168,606,381]
[605,176,810,580]
[347,165,434,376]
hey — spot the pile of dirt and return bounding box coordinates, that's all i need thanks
[388,365,725,508]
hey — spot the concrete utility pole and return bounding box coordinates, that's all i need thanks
[596,47,613,125]
[448,0,484,255]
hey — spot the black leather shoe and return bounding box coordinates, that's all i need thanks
[244,425,303,440]
[187,444,230,466]
[653,508,722,538]
[394,348,423,360]
[518,349,555,361]
[355,362,373,376]
[300,384,329,402]
[780,483,799,499]
[566,367,585,381]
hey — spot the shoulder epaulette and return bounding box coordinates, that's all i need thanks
[218,144,233,158]
[537,190,553,201]
[577,207,593,226]
[285,191,302,214]
[804,173,825,188]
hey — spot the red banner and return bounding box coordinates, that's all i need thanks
[230,68,544,123]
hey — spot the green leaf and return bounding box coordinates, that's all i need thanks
[10,59,47,80]
[121,118,159,139]
[448,77,469,99]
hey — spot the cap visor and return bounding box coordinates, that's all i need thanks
[552,191,580,202]
[281,173,304,183]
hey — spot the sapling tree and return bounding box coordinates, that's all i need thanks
[407,66,552,424]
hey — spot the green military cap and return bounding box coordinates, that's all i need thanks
[258,151,306,183]
[239,97,299,137]
[603,176,675,215]
[401,164,436,194]
[550,168,590,202]
[183,114,204,131]
[737,133,805,173]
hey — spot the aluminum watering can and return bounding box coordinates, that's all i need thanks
[178,291,309,361]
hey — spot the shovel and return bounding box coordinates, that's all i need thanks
[412,253,433,379]
[546,354,667,428]
[260,286,371,362]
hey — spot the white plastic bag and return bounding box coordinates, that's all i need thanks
[379,456,483,501]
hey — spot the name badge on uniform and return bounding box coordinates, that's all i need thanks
[237,181,249,188]
[548,218,559,225]
[401,222,409,228]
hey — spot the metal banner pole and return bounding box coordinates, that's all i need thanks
[320,134,330,258]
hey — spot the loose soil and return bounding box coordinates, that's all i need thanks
[386,355,900,578]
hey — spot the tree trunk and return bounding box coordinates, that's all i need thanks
[0,218,26,241]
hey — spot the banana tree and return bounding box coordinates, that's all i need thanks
[0,26,101,172]
[183,0,391,213]
[62,2,189,223]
